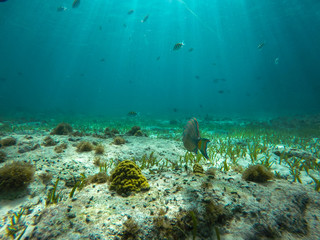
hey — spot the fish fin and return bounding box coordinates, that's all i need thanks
[191,118,200,137]
[198,138,210,159]
[183,118,199,139]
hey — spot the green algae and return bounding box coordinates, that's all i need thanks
[46,178,62,205]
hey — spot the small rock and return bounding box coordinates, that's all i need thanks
[67,213,76,219]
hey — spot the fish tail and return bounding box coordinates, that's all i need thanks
[198,138,210,159]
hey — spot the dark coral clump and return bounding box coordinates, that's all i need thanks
[86,172,109,185]
[111,129,119,135]
[110,160,149,195]
[76,141,94,152]
[95,144,105,154]
[113,136,126,145]
[122,218,141,240]
[50,122,73,135]
[126,126,147,136]
[0,161,35,192]
[242,164,274,183]
[71,131,84,137]
[152,208,196,240]
[204,200,228,225]
[126,126,141,136]
[152,201,231,239]
[54,143,68,153]
[42,136,57,147]
[134,130,144,137]
[0,150,7,163]
[104,128,119,137]
[1,137,17,147]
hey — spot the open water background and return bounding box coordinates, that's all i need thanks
[0,0,320,119]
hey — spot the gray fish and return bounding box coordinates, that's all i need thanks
[141,15,149,23]
[183,118,210,159]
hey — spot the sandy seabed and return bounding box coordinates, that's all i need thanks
[0,117,320,240]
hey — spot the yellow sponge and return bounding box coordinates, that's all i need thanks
[193,163,204,175]
[110,160,150,195]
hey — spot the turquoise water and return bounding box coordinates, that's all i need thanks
[1,0,320,118]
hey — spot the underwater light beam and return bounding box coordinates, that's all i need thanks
[177,0,216,34]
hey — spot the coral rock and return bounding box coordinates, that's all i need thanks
[126,126,147,137]
[126,126,140,136]
[95,144,105,154]
[76,141,94,152]
[104,128,119,137]
[51,123,73,135]
[110,160,150,195]
[193,163,204,175]
[113,136,126,145]
[54,143,68,153]
[0,137,17,146]
[43,136,57,147]
[134,130,144,137]
[242,164,274,183]
[0,161,35,192]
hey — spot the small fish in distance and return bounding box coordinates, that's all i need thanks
[72,0,80,8]
[57,6,67,12]
[173,42,184,51]
[257,42,265,49]
[127,111,138,117]
[183,118,210,159]
[141,15,149,23]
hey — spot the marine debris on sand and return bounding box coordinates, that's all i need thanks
[0,115,320,239]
